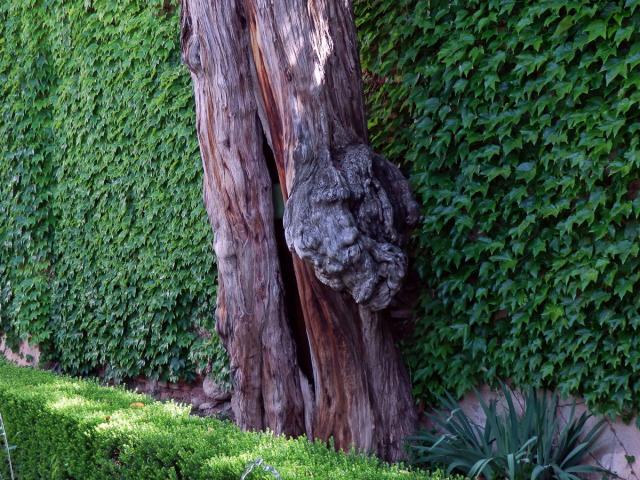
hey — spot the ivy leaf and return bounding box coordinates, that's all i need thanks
[554,16,575,36]
[585,20,607,43]
[515,162,537,182]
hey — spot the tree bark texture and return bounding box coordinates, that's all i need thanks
[181,0,418,460]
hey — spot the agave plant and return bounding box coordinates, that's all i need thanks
[409,385,612,480]
[241,458,282,480]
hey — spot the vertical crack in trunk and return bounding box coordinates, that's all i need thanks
[262,133,314,386]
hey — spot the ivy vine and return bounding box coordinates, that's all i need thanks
[0,0,227,384]
[358,0,640,417]
[4,0,640,419]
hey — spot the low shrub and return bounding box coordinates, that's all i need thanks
[0,361,453,480]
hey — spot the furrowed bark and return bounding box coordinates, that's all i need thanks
[180,0,305,436]
[244,0,417,458]
[181,0,417,461]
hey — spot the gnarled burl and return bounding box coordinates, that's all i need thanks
[181,0,418,460]
[285,144,418,311]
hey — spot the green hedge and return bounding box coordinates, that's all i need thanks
[0,362,453,480]
[357,0,640,416]
[0,1,226,383]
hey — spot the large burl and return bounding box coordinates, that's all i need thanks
[285,143,419,311]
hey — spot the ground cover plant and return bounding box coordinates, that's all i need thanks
[0,361,456,480]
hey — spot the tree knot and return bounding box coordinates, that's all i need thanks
[284,144,418,311]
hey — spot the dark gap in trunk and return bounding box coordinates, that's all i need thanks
[261,133,314,386]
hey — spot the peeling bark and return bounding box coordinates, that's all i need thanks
[180,0,305,436]
[181,0,417,460]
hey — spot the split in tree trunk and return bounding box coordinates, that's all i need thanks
[181,0,418,461]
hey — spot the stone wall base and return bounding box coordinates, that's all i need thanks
[0,337,40,367]
[0,338,231,418]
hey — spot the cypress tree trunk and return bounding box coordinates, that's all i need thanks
[180,0,418,460]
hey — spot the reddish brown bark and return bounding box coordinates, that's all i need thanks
[180,0,305,436]
[181,0,417,460]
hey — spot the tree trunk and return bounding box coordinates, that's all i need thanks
[180,0,418,460]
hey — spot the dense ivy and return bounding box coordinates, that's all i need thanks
[0,3,55,352]
[5,0,640,420]
[0,1,226,383]
[357,0,640,416]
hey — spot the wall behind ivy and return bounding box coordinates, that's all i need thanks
[5,0,640,418]
[0,0,226,383]
[357,0,640,417]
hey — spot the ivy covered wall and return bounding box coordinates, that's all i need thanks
[357,0,640,416]
[3,0,640,419]
[0,0,226,383]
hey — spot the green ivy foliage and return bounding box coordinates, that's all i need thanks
[357,0,640,416]
[7,0,640,420]
[0,0,226,383]
[0,2,55,352]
